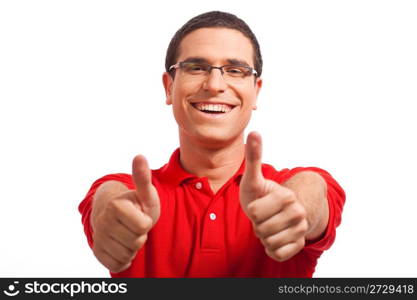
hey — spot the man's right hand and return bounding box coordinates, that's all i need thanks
[91,155,161,273]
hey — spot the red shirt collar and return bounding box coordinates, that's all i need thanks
[156,148,246,186]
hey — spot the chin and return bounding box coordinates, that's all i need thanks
[190,127,242,149]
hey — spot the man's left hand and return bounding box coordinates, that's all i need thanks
[239,132,309,262]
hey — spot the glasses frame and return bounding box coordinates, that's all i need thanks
[168,61,258,78]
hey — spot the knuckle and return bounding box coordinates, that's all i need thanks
[262,236,276,249]
[131,234,148,251]
[253,221,269,238]
[271,189,283,200]
[247,202,260,222]
[274,256,286,262]
[291,240,305,256]
[92,232,107,248]
[299,220,309,235]
[106,200,121,215]
[137,214,153,233]
[290,204,307,222]
[298,238,306,249]
[121,251,135,263]
[273,249,287,262]
[96,216,113,232]
[108,262,125,273]
[107,199,118,210]
[107,256,132,273]
[296,204,307,218]
[281,193,295,206]
[93,245,131,274]
[93,217,105,232]
[294,226,306,239]
[92,246,101,259]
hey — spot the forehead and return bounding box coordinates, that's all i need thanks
[177,27,255,66]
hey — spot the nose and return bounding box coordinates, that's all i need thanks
[202,68,227,94]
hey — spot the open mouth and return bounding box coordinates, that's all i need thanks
[191,102,235,114]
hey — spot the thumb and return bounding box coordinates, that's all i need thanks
[241,131,265,189]
[132,155,160,222]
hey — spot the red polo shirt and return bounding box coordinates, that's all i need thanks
[79,148,345,277]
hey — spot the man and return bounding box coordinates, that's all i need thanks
[79,11,345,277]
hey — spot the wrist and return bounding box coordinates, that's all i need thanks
[283,171,328,240]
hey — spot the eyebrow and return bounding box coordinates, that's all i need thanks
[226,59,250,67]
[182,57,251,67]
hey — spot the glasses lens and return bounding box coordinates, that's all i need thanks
[181,62,210,75]
[223,65,252,78]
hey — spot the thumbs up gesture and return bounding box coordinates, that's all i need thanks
[240,132,308,262]
[92,155,160,273]
[131,155,161,224]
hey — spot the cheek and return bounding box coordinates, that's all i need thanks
[171,84,192,118]
[241,89,257,108]
[173,79,200,96]
[170,86,186,109]
[172,81,203,107]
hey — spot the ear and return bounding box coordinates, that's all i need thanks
[162,72,174,105]
[252,77,263,110]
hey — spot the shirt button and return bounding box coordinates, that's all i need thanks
[209,213,216,220]
[195,182,202,189]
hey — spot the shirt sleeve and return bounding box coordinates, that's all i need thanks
[272,167,346,254]
[78,173,134,249]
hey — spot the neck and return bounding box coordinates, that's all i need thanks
[179,131,245,193]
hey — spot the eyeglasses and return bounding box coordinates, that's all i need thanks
[168,61,258,83]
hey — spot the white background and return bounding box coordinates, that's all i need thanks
[1,0,416,277]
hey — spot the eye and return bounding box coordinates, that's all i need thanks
[224,66,248,77]
[182,63,208,73]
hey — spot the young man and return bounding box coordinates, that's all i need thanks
[79,11,345,277]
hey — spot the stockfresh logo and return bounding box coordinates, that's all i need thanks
[3,281,20,297]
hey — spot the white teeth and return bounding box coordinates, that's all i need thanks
[194,103,232,113]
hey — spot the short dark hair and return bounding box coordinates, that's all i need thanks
[165,11,263,78]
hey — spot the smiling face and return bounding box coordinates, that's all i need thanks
[163,27,262,148]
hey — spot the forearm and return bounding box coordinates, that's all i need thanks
[283,171,328,241]
[90,180,129,231]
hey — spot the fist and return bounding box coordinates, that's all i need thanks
[92,155,160,273]
[239,132,308,262]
